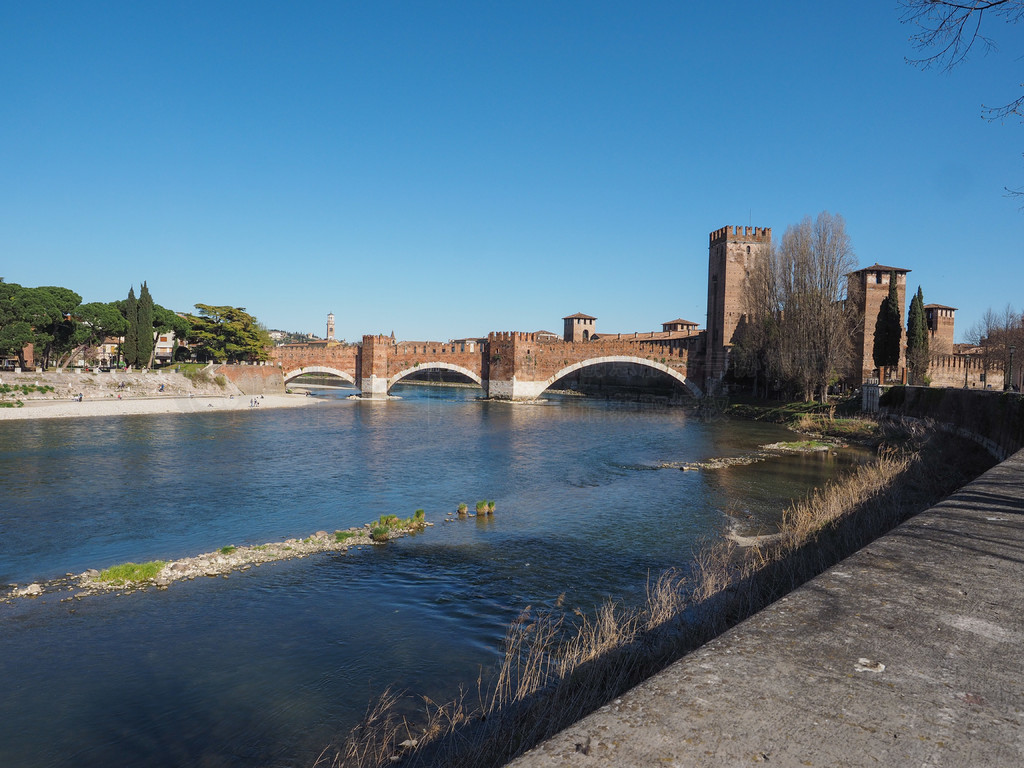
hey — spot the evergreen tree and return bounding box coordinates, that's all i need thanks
[137,281,154,367]
[122,286,138,368]
[906,286,930,385]
[872,271,903,381]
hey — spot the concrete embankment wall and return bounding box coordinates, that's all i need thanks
[881,385,1024,459]
[214,364,285,395]
[510,387,1024,767]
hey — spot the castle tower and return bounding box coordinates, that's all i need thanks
[924,304,956,356]
[706,225,771,385]
[563,312,596,342]
[846,264,911,384]
[326,313,335,341]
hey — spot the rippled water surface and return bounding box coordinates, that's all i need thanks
[0,387,868,767]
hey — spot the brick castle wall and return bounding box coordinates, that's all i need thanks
[927,354,1005,390]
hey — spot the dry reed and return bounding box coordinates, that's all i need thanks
[321,425,993,768]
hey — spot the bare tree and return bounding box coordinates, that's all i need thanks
[901,0,1024,192]
[966,303,1024,386]
[737,212,858,401]
[733,242,781,398]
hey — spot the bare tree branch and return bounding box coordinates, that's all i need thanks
[901,0,1024,69]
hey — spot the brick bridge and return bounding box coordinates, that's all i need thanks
[271,332,704,400]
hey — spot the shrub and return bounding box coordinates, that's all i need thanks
[335,530,357,543]
[487,501,495,514]
[414,509,426,523]
[475,501,487,514]
[214,374,227,388]
[457,503,468,514]
[97,561,166,585]
[370,526,390,542]
[219,545,237,555]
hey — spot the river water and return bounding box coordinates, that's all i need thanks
[0,386,868,767]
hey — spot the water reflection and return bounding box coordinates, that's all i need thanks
[0,389,870,767]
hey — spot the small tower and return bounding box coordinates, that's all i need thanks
[924,304,956,356]
[706,225,771,384]
[326,313,335,341]
[563,312,596,342]
[846,264,911,384]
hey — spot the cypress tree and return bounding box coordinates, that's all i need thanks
[906,286,929,384]
[137,281,154,367]
[872,271,902,380]
[122,286,138,368]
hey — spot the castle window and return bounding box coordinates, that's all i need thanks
[875,272,882,284]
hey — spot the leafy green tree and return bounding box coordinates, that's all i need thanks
[121,286,139,368]
[0,281,35,368]
[149,304,191,367]
[872,272,903,381]
[906,286,930,384]
[183,305,270,363]
[55,302,129,368]
[6,285,83,369]
[136,282,154,368]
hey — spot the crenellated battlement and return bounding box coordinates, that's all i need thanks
[927,353,1006,390]
[488,331,537,342]
[709,225,772,246]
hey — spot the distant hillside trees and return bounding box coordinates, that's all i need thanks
[735,212,858,401]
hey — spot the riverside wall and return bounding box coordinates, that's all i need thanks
[214,364,285,395]
[881,385,1024,459]
[509,389,1024,767]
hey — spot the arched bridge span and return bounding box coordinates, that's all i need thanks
[541,355,703,399]
[388,362,483,391]
[282,366,357,386]
[272,333,702,400]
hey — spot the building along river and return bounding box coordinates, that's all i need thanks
[0,385,870,767]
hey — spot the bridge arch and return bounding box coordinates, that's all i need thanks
[388,362,483,391]
[540,355,702,399]
[283,366,357,386]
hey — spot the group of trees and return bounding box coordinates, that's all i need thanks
[732,212,942,399]
[0,279,270,369]
[965,304,1024,386]
[182,305,271,364]
[732,211,858,402]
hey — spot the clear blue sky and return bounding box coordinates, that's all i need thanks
[2,1,1020,342]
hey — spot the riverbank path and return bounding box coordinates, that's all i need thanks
[509,448,1024,767]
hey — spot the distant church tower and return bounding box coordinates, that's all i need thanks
[706,225,771,387]
[326,312,335,341]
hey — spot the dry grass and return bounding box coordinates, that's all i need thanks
[320,425,993,768]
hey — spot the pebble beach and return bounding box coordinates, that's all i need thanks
[0,392,319,421]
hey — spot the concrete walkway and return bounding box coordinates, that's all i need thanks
[509,449,1024,767]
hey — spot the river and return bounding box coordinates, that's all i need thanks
[0,386,868,767]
